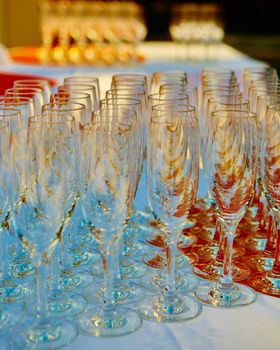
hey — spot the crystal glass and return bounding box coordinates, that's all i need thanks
[0,108,34,302]
[247,105,280,296]
[137,107,202,322]
[195,110,258,307]
[64,76,100,103]
[77,120,142,336]
[0,121,25,335]
[14,79,51,104]
[59,83,98,111]
[41,102,96,297]
[5,87,45,114]
[11,115,79,348]
[50,91,92,122]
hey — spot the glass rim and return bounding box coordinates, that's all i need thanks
[148,93,189,100]
[203,89,242,95]
[112,81,146,87]
[211,110,256,119]
[107,89,145,96]
[42,102,86,112]
[159,83,198,90]
[62,84,96,91]
[152,103,195,112]
[6,87,42,93]
[112,73,147,80]
[95,107,136,116]
[0,107,21,115]
[13,79,50,86]
[208,97,249,105]
[257,93,280,100]
[82,120,131,133]
[266,103,280,111]
[150,114,198,126]
[102,96,141,104]
[29,115,75,124]
[0,96,33,105]
[64,76,99,82]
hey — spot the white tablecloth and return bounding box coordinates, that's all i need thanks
[1,42,279,350]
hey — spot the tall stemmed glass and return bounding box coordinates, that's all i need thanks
[41,103,96,295]
[195,110,258,307]
[11,115,78,349]
[137,108,202,322]
[83,107,145,306]
[247,107,280,296]
[0,108,34,302]
[77,120,142,336]
[0,121,24,336]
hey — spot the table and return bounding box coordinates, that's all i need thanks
[1,42,279,350]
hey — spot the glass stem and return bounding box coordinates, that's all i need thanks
[113,239,121,281]
[102,240,117,313]
[2,227,9,280]
[49,245,60,292]
[263,213,277,255]
[164,235,177,297]
[271,211,280,275]
[220,220,238,287]
[214,220,224,263]
[36,253,48,323]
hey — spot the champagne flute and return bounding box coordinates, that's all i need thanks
[137,107,202,321]
[77,120,142,336]
[247,106,280,295]
[0,121,24,336]
[11,115,79,348]
[195,110,258,307]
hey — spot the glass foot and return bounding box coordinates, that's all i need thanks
[0,303,23,336]
[244,235,267,251]
[78,307,142,337]
[66,250,100,269]
[47,293,87,318]
[122,242,152,259]
[247,272,280,297]
[243,253,275,272]
[195,282,257,307]
[192,244,245,261]
[11,319,78,349]
[137,294,202,322]
[120,260,147,279]
[9,257,34,278]
[84,280,145,305]
[142,251,192,270]
[141,270,199,294]
[145,228,196,249]
[59,270,94,292]
[193,260,251,282]
[0,279,34,303]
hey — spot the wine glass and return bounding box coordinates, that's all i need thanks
[247,105,280,296]
[63,76,100,103]
[77,120,142,336]
[195,110,258,307]
[0,121,24,336]
[41,103,97,295]
[5,87,45,114]
[85,107,145,305]
[14,80,51,104]
[50,91,92,122]
[11,115,79,348]
[137,106,202,321]
[0,108,34,302]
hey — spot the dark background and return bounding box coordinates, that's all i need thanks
[138,0,280,69]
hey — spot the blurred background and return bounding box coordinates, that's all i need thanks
[0,0,279,68]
